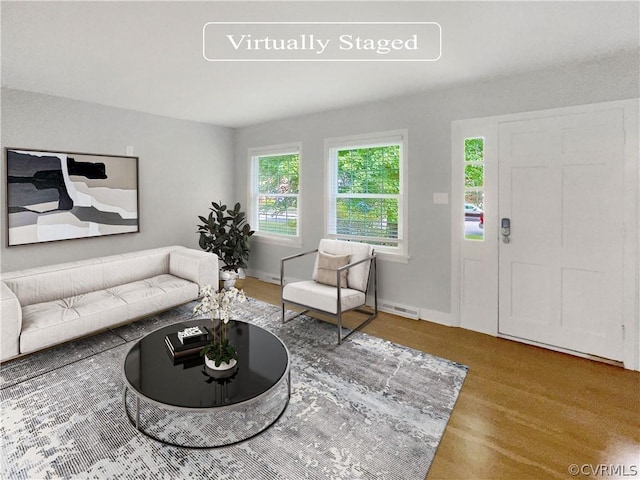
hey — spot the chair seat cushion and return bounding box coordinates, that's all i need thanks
[283,281,366,314]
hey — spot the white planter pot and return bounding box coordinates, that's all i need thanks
[219,270,239,290]
[204,356,237,371]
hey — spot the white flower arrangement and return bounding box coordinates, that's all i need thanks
[192,284,246,323]
[193,284,247,368]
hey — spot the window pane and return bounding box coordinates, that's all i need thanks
[464,138,484,162]
[464,137,484,241]
[327,132,406,254]
[465,164,484,188]
[336,198,398,239]
[258,154,299,194]
[258,197,297,236]
[337,146,399,194]
[464,191,484,241]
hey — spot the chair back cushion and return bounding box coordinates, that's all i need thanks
[312,239,373,292]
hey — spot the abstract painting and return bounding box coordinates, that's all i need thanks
[5,148,139,246]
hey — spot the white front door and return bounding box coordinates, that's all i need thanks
[497,108,626,360]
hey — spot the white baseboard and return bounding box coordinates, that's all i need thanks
[248,268,280,285]
[418,308,454,327]
[248,268,304,286]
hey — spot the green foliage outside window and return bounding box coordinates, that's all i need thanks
[258,154,299,195]
[257,153,299,236]
[336,146,400,240]
[338,147,399,194]
[464,138,483,162]
[464,137,485,240]
[464,138,484,190]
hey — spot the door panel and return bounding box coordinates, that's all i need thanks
[498,109,625,360]
[462,258,488,308]
[511,165,559,256]
[510,262,551,325]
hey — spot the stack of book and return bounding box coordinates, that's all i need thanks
[165,325,212,360]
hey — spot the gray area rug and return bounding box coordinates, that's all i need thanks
[1,298,468,480]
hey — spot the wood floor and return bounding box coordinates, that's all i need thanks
[242,276,640,480]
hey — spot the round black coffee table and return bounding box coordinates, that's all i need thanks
[122,319,290,448]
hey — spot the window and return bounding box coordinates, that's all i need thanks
[464,137,484,241]
[249,145,300,243]
[326,131,408,258]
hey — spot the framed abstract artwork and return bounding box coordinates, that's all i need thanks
[5,148,140,246]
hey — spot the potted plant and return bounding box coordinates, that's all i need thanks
[197,201,255,289]
[192,284,246,372]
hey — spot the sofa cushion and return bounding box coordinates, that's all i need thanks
[2,258,104,307]
[19,274,197,354]
[282,280,365,315]
[100,249,173,289]
[1,246,182,307]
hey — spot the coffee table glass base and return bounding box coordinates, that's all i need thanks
[123,370,290,449]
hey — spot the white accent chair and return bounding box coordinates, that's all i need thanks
[280,239,378,344]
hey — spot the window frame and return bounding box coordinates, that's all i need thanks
[248,143,302,247]
[324,130,409,261]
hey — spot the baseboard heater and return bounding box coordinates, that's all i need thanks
[379,301,420,320]
[261,275,281,285]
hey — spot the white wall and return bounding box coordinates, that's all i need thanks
[1,88,235,272]
[234,51,640,317]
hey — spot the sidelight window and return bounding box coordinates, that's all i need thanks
[464,137,484,241]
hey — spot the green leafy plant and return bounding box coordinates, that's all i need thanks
[201,338,238,367]
[197,201,255,272]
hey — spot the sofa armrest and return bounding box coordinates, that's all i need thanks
[1,281,22,361]
[169,248,218,289]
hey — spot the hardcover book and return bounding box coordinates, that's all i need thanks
[177,326,208,345]
[165,326,211,359]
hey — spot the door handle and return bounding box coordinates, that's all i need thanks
[501,218,511,244]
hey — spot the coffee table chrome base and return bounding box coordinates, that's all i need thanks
[123,367,291,449]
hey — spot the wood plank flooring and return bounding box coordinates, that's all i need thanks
[241,276,640,480]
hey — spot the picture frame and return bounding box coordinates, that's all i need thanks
[5,148,140,246]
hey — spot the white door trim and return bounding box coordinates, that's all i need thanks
[451,98,639,371]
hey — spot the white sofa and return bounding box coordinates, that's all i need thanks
[0,246,217,362]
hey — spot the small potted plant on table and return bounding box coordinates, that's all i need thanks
[192,284,246,374]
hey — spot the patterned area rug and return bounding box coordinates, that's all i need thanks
[1,298,468,480]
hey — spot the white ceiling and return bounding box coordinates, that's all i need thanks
[2,1,638,128]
